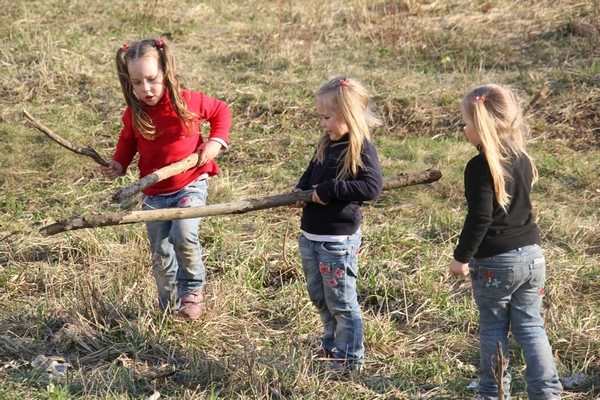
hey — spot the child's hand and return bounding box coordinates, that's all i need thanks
[448,259,469,277]
[100,160,124,180]
[311,185,327,205]
[290,188,306,208]
[196,140,222,166]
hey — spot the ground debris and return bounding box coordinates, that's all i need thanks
[31,354,70,379]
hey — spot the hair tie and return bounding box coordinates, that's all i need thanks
[121,43,130,52]
[340,79,348,87]
[156,39,165,49]
[474,95,485,103]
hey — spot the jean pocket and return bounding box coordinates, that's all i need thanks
[176,186,207,208]
[320,241,349,256]
[529,256,546,288]
[471,265,515,300]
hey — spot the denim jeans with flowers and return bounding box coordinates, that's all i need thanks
[469,244,562,400]
[142,179,208,311]
[298,230,364,366]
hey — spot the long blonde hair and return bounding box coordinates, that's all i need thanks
[314,76,382,180]
[115,39,196,139]
[462,84,538,211]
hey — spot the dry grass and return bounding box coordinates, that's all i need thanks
[0,0,599,398]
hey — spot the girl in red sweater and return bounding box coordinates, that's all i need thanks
[100,38,231,319]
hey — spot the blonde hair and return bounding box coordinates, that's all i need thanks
[314,76,382,180]
[115,39,196,139]
[461,84,538,211]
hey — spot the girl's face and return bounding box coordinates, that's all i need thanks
[461,104,481,147]
[127,56,165,107]
[316,93,348,141]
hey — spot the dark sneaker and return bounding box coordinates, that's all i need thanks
[313,347,334,360]
[177,291,203,319]
[326,358,364,374]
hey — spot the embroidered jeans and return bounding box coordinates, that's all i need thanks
[298,230,364,365]
[142,179,208,311]
[469,244,562,400]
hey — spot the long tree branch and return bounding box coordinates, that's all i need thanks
[39,169,442,236]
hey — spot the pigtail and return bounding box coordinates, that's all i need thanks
[473,100,511,209]
[157,40,198,135]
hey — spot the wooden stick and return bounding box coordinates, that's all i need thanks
[39,169,442,236]
[494,341,507,400]
[23,109,109,167]
[523,85,549,116]
[111,153,199,203]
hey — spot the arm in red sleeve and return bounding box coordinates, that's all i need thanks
[196,93,231,148]
[112,109,139,173]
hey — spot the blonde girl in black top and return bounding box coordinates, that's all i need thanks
[449,84,562,400]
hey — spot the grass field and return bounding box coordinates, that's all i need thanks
[0,0,599,399]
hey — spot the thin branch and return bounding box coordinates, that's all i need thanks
[23,109,109,167]
[523,85,549,116]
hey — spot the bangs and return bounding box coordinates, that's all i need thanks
[316,92,339,114]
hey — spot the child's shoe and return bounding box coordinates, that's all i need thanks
[313,347,334,360]
[326,357,364,375]
[177,290,203,319]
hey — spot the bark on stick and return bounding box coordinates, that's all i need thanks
[111,153,200,203]
[39,169,442,236]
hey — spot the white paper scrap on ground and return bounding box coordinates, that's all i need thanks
[31,355,71,378]
[146,391,161,400]
[466,381,478,390]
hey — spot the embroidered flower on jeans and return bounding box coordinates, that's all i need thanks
[484,271,501,288]
[489,278,501,288]
[327,278,338,287]
[333,268,344,278]
[178,197,193,206]
[319,262,330,274]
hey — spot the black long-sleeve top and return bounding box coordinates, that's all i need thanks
[453,151,541,263]
[296,135,383,236]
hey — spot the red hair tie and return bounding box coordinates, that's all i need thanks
[156,39,165,49]
[340,79,348,87]
[121,43,130,52]
[474,95,485,103]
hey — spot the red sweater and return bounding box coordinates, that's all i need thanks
[113,90,231,195]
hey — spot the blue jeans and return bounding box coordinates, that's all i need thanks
[142,179,208,311]
[298,230,364,365]
[469,245,562,400]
